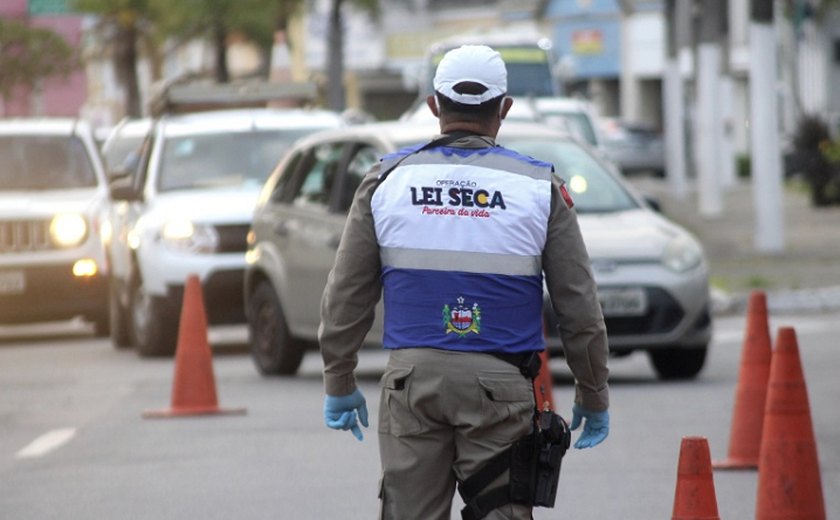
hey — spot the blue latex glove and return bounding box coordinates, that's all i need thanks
[324,389,369,441]
[570,404,609,449]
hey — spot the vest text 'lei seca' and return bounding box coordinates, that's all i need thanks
[371,144,553,354]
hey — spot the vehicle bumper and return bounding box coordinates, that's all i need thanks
[0,263,107,324]
[544,264,712,353]
[607,150,665,172]
[163,268,246,325]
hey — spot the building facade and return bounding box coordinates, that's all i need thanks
[0,0,89,119]
[4,0,838,147]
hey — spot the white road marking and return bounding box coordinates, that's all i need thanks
[15,428,77,459]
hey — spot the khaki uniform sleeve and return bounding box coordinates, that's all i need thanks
[318,165,383,397]
[542,177,610,411]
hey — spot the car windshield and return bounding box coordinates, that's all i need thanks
[541,112,598,147]
[158,129,313,192]
[500,138,638,213]
[103,134,145,172]
[0,136,97,190]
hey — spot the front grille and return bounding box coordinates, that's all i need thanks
[0,220,53,252]
[604,290,684,335]
[215,224,250,253]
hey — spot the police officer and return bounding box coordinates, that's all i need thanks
[320,44,610,519]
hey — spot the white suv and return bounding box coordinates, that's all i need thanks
[0,119,110,333]
[107,108,343,356]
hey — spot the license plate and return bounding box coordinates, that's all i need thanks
[599,288,647,317]
[0,271,25,295]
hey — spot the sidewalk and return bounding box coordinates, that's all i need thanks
[626,176,840,315]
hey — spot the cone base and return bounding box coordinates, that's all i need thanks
[711,457,757,471]
[142,406,247,419]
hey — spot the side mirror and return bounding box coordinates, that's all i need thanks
[109,176,141,202]
[108,150,140,182]
[108,166,132,182]
[644,196,662,213]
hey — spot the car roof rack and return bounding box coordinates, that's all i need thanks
[148,76,318,117]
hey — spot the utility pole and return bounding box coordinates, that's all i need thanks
[750,0,785,252]
[663,0,689,199]
[696,0,724,217]
[717,0,736,188]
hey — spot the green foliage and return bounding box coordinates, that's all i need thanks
[745,275,772,289]
[155,0,302,53]
[820,137,840,164]
[736,153,751,179]
[0,18,77,102]
[792,114,840,206]
[793,113,830,150]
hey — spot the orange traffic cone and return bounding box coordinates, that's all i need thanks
[671,436,720,520]
[533,350,555,412]
[755,327,825,519]
[714,290,772,470]
[143,275,246,418]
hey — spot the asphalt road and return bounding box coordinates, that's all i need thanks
[1,312,838,519]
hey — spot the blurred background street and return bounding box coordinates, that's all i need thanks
[3,0,840,518]
[629,174,840,315]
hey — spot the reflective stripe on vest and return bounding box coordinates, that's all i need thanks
[372,145,553,353]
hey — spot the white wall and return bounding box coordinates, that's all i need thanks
[625,12,664,78]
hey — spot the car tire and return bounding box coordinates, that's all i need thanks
[108,278,132,348]
[248,281,305,375]
[91,311,110,338]
[648,346,707,380]
[130,275,178,357]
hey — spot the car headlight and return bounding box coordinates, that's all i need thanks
[50,213,88,247]
[662,234,703,273]
[161,218,219,253]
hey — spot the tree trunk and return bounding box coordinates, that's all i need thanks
[115,23,141,118]
[326,0,345,111]
[214,23,229,83]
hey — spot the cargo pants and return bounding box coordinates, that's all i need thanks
[378,348,535,520]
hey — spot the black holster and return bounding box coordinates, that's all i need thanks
[458,411,571,520]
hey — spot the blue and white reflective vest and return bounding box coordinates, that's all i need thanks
[371,141,554,354]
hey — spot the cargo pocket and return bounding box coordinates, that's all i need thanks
[478,375,534,427]
[378,366,423,436]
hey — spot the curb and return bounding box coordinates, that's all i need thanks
[712,286,840,317]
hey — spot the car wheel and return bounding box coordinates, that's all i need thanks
[130,275,178,357]
[648,346,708,380]
[248,281,305,375]
[90,311,110,338]
[109,278,132,348]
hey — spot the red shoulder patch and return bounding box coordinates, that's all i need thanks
[560,184,575,209]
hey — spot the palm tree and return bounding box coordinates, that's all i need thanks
[73,0,160,117]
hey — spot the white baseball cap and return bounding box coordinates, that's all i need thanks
[433,45,507,105]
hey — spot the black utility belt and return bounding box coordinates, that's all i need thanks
[489,351,542,379]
